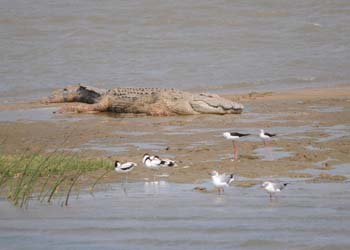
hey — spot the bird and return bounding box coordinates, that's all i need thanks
[259,129,276,142]
[158,157,176,167]
[259,129,276,160]
[114,160,137,193]
[261,181,289,200]
[142,154,162,170]
[142,153,176,182]
[142,153,176,169]
[223,132,250,161]
[209,171,235,194]
[114,161,137,173]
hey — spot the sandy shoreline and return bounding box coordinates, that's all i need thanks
[0,85,350,187]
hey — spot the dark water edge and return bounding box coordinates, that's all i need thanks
[0,181,350,250]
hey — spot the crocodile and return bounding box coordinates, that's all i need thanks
[42,84,243,116]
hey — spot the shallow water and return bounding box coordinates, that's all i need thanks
[316,125,350,142]
[254,146,294,161]
[0,108,57,122]
[297,163,350,179]
[1,181,350,250]
[304,145,325,151]
[1,0,350,101]
[308,106,344,113]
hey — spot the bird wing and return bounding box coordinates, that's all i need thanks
[270,182,284,191]
[278,183,288,190]
[121,162,136,170]
[151,158,162,165]
[230,132,241,136]
[218,173,227,181]
[224,174,235,184]
[218,173,233,184]
[162,159,176,167]
[231,132,250,137]
[265,132,276,137]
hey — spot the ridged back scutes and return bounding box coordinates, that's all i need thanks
[107,88,180,98]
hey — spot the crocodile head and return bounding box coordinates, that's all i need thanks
[189,93,243,114]
[42,85,106,104]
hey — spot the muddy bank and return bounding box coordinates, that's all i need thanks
[0,85,349,185]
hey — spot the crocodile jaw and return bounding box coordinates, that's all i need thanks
[190,93,243,114]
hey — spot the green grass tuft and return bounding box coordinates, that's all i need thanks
[0,153,112,207]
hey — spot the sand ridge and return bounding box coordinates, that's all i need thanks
[0,85,350,186]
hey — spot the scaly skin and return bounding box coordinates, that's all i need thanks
[42,84,244,116]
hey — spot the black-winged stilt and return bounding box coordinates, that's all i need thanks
[223,132,250,160]
[259,129,276,160]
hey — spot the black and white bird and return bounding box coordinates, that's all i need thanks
[259,129,276,160]
[155,154,176,167]
[259,129,276,142]
[261,181,289,200]
[210,171,235,194]
[114,161,137,193]
[115,161,137,173]
[223,132,250,160]
[142,153,176,170]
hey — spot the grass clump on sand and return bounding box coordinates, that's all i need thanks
[0,152,112,207]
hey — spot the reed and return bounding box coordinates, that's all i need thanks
[89,168,113,193]
[64,170,83,206]
[0,152,112,207]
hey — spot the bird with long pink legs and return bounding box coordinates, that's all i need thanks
[223,132,250,161]
[259,129,276,160]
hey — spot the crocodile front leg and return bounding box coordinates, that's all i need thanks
[59,96,111,113]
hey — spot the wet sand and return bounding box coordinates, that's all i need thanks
[0,85,349,186]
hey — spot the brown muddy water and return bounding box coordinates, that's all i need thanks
[1,0,350,102]
[1,180,350,250]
